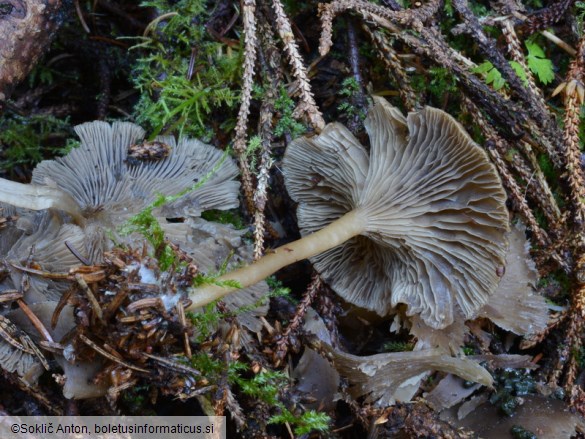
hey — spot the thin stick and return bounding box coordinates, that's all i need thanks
[79,334,149,373]
[17,299,54,343]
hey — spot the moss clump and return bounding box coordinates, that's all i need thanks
[510,425,537,439]
[131,0,240,140]
[201,208,246,230]
[272,86,307,138]
[0,114,75,176]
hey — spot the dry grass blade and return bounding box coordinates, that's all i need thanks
[233,0,258,215]
[78,333,149,374]
[142,352,200,376]
[16,299,54,344]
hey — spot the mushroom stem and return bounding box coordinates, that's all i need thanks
[187,208,368,310]
[0,178,84,223]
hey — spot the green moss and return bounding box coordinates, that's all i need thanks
[337,77,368,122]
[120,386,156,415]
[0,114,75,175]
[232,369,331,435]
[577,2,585,36]
[411,67,458,101]
[273,87,307,138]
[510,425,537,439]
[119,198,175,269]
[269,409,331,436]
[130,0,240,140]
[382,341,415,352]
[265,276,291,298]
[119,146,231,269]
[201,209,246,230]
[186,346,331,435]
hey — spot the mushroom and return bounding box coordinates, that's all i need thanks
[0,314,47,386]
[308,338,493,407]
[0,121,240,260]
[188,97,509,329]
[0,121,252,395]
[31,121,239,226]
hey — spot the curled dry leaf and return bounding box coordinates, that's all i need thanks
[310,338,492,407]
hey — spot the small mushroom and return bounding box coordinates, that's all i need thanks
[6,212,89,303]
[309,338,493,407]
[0,121,243,394]
[188,97,509,329]
[31,121,240,226]
[0,121,240,262]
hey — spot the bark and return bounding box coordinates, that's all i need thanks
[0,0,67,102]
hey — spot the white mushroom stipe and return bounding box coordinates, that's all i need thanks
[188,97,509,329]
[0,178,84,222]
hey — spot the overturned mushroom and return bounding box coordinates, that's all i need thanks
[0,121,240,259]
[0,121,262,395]
[32,121,239,225]
[309,338,492,407]
[188,97,509,329]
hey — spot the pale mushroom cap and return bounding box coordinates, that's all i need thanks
[312,339,493,406]
[32,121,240,223]
[283,97,509,329]
[10,220,89,303]
[479,223,548,335]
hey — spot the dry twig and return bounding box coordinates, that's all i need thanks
[272,0,325,131]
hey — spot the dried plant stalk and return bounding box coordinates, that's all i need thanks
[362,25,418,110]
[521,0,576,35]
[271,0,325,131]
[253,101,275,260]
[560,39,585,226]
[318,0,441,56]
[559,37,585,404]
[233,0,259,215]
[501,19,547,109]
[273,273,321,366]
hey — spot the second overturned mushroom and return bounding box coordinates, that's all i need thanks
[188,97,509,329]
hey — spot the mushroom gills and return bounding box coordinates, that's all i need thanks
[188,97,509,330]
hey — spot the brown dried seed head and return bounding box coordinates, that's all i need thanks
[127,141,172,162]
